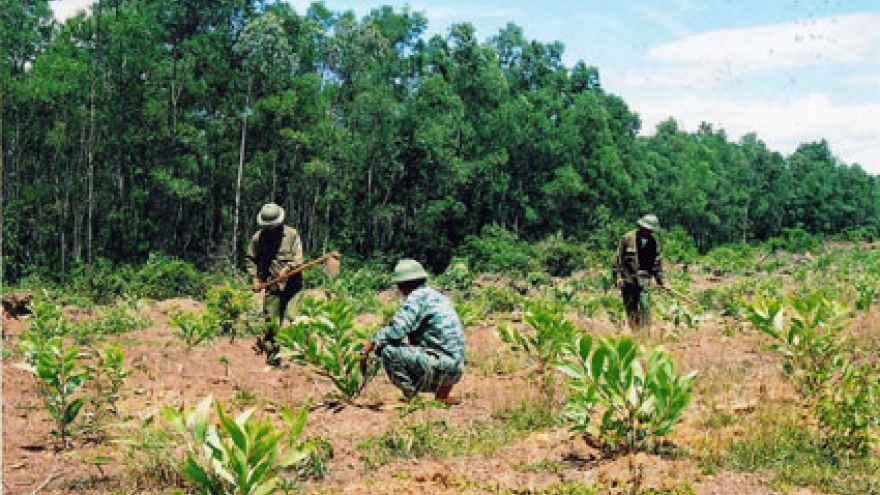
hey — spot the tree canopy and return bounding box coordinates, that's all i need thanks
[2,1,877,280]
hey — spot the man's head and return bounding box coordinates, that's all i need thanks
[637,214,660,236]
[392,258,428,295]
[257,203,285,231]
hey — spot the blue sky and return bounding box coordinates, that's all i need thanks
[51,0,880,172]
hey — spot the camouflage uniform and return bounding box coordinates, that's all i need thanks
[613,229,664,330]
[246,224,304,359]
[371,286,465,399]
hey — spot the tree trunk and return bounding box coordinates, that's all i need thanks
[232,92,250,268]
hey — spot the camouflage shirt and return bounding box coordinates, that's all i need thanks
[613,229,664,287]
[372,286,465,368]
[246,225,304,291]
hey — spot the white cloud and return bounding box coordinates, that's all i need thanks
[627,13,880,88]
[50,0,93,22]
[633,93,880,173]
[847,73,880,87]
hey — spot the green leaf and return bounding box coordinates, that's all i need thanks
[63,398,85,425]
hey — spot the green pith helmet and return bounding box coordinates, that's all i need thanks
[257,203,285,227]
[392,259,429,284]
[638,214,661,231]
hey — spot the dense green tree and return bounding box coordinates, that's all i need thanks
[2,2,877,281]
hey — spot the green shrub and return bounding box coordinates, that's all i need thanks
[557,335,697,454]
[854,278,877,311]
[435,257,475,293]
[532,233,588,277]
[768,227,821,254]
[461,224,534,275]
[838,226,877,243]
[702,244,759,276]
[170,311,216,348]
[67,258,137,304]
[87,300,151,336]
[662,225,698,265]
[326,263,390,297]
[88,342,130,418]
[472,285,524,314]
[134,254,206,300]
[276,298,378,403]
[500,302,579,374]
[162,396,312,495]
[205,284,253,336]
[16,337,90,449]
[746,294,880,458]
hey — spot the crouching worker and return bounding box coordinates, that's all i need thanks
[362,259,465,405]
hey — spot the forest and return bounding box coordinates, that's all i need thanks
[2,0,878,283]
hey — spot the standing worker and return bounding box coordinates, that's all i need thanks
[247,202,304,365]
[613,214,667,331]
[362,259,465,405]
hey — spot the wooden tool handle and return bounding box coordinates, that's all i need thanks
[257,252,340,291]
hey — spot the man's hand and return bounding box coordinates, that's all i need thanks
[362,341,375,357]
[360,341,375,374]
[615,276,624,289]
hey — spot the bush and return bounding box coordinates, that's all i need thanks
[838,226,877,243]
[472,285,524,314]
[134,254,207,300]
[435,257,475,293]
[277,298,379,403]
[205,284,253,336]
[746,294,880,458]
[662,225,698,265]
[162,396,312,495]
[702,244,759,276]
[532,233,589,277]
[557,335,697,454]
[768,227,821,254]
[461,225,534,275]
[170,311,216,348]
[16,337,90,450]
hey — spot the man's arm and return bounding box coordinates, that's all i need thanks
[371,293,424,347]
[653,240,665,287]
[246,233,260,291]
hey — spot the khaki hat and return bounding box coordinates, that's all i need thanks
[257,203,285,227]
[392,259,429,284]
[637,214,661,231]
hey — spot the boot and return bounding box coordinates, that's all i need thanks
[435,384,461,405]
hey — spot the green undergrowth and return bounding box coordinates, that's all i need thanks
[357,401,559,469]
[699,409,880,495]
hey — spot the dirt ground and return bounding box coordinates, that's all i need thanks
[2,281,856,495]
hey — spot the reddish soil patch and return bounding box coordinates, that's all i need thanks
[0,288,829,495]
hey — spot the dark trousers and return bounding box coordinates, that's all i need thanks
[620,282,651,330]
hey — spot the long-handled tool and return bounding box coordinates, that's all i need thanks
[256,251,341,292]
[659,285,698,306]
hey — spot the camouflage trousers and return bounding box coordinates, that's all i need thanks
[379,345,463,400]
[620,282,651,331]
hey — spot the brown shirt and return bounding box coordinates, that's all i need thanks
[613,229,664,286]
[246,225,304,290]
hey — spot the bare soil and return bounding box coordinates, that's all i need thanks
[2,280,852,495]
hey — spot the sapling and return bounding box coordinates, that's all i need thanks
[162,395,312,495]
[17,337,90,449]
[277,298,379,403]
[557,335,697,454]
